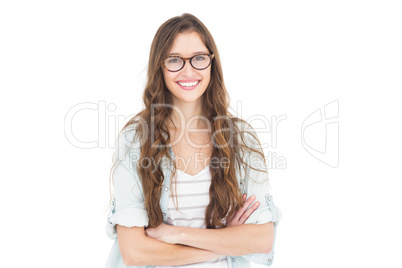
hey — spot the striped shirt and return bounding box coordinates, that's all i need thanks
[155,164,229,268]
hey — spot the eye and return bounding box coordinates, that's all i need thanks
[193,55,207,61]
[167,58,181,64]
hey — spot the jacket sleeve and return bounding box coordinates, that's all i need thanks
[237,123,283,266]
[105,127,149,239]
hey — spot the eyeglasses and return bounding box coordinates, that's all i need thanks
[161,53,214,72]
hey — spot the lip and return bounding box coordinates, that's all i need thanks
[176,80,201,91]
[176,79,200,82]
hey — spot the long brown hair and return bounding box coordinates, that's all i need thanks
[109,13,268,229]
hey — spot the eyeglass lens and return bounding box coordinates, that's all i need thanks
[164,55,211,71]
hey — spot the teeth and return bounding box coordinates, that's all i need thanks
[178,81,199,87]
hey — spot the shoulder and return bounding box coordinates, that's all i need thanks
[114,122,142,163]
[231,117,269,181]
[230,117,262,151]
[229,117,254,137]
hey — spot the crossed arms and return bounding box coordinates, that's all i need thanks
[117,194,275,266]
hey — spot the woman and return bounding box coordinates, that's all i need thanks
[105,13,282,268]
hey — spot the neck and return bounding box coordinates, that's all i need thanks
[167,99,207,130]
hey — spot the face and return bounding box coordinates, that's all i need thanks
[162,31,211,105]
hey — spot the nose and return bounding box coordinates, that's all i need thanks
[181,59,196,75]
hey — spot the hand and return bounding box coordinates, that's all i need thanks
[145,223,178,244]
[225,194,260,227]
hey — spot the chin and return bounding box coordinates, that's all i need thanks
[180,96,203,103]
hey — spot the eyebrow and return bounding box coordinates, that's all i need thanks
[168,51,209,56]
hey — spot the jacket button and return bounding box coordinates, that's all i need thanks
[164,187,169,191]
[268,258,272,262]
[232,258,235,262]
[267,196,271,201]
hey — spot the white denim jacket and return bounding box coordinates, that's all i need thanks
[105,121,282,268]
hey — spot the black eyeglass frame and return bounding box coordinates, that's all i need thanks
[161,53,215,72]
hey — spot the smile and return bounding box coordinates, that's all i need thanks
[177,80,200,87]
[176,80,200,91]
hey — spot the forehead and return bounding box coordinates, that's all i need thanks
[169,32,209,56]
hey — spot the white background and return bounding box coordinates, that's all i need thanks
[1,0,401,267]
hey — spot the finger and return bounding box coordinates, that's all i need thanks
[234,194,247,217]
[226,210,235,222]
[239,201,260,223]
[228,194,246,223]
[232,195,256,222]
[229,194,247,221]
[242,195,256,210]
